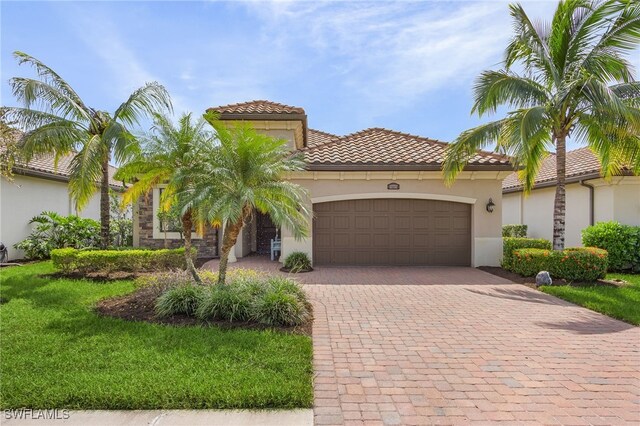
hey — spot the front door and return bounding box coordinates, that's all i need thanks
[256,212,277,254]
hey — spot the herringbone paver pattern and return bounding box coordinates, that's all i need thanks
[308,284,640,425]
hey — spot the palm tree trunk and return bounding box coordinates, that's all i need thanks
[182,209,201,284]
[553,134,567,251]
[217,217,244,285]
[100,154,111,249]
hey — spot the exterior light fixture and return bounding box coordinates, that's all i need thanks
[486,198,495,213]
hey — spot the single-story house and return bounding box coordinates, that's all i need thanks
[502,148,640,247]
[0,146,123,260]
[133,100,514,267]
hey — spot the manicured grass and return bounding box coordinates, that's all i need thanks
[541,273,640,325]
[0,262,313,409]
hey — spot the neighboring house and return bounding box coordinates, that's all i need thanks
[0,149,124,260]
[134,100,513,267]
[502,148,639,247]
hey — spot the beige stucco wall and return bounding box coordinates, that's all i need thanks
[276,171,509,267]
[502,176,640,247]
[1,175,101,260]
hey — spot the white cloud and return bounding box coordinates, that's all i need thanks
[240,0,560,118]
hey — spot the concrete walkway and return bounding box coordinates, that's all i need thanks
[2,409,313,426]
[308,284,640,425]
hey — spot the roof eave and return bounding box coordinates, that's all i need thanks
[502,171,604,193]
[306,163,513,172]
[13,167,126,191]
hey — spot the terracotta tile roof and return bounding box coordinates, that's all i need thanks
[2,132,123,188]
[302,127,511,169]
[307,128,340,147]
[502,147,620,191]
[207,100,306,116]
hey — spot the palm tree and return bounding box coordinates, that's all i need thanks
[180,114,310,285]
[4,51,172,248]
[443,0,640,250]
[115,113,212,282]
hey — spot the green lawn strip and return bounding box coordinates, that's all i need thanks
[540,273,640,325]
[0,262,313,409]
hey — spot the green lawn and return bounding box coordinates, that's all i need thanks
[0,262,313,409]
[541,273,640,325]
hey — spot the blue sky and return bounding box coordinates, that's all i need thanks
[2,1,638,150]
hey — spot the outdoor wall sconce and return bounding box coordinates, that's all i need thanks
[486,198,495,213]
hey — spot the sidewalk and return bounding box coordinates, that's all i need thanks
[2,409,313,426]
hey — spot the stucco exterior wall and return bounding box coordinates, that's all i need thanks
[280,171,508,267]
[0,175,101,260]
[502,176,640,247]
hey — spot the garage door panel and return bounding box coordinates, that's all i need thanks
[333,216,350,229]
[373,199,389,211]
[372,233,390,247]
[373,216,389,229]
[313,198,470,266]
[354,233,371,247]
[354,216,371,229]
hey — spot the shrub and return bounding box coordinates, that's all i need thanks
[511,247,608,281]
[266,276,308,304]
[149,271,310,327]
[155,284,205,317]
[582,222,640,272]
[51,247,194,274]
[283,252,312,272]
[253,282,310,327]
[196,285,254,322]
[502,237,551,270]
[502,224,528,238]
[14,211,100,259]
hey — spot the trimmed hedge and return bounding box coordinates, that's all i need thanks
[582,221,640,272]
[51,247,194,274]
[502,237,551,270]
[502,224,528,238]
[511,247,608,282]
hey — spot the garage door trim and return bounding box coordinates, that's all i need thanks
[311,192,477,205]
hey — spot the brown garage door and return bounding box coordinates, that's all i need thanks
[313,198,471,266]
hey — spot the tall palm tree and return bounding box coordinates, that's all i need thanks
[180,114,310,285]
[115,113,212,282]
[4,51,172,248]
[443,0,640,250]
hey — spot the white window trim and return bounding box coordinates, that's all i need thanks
[152,186,202,240]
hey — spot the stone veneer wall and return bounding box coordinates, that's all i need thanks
[137,195,218,258]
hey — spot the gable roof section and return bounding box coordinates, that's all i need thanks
[307,128,340,147]
[502,147,633,192]
[302,127,511,171]
[207,100,308,146]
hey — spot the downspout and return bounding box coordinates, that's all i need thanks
[579,180,595,226]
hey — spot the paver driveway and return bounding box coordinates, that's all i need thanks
[307,275,640,425]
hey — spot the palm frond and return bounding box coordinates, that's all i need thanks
[9,77,90,122]
[471,70,550,116]
[68,134,105,209]
[443,119,508,185]
[19,120,84,162]
[12,51,88,111]
[114,82,173,127]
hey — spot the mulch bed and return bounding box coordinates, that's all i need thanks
[279,267,314,273]
[478,266,623,288]
[95,287,313,336]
